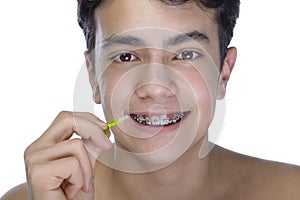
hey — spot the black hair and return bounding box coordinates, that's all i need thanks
[77,0,240,66]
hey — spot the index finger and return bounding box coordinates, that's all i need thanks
[30,111,111,152]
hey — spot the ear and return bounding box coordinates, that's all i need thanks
[217,47,237,99]
[84,51,101,104]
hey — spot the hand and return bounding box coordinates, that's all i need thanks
[24,111,112,200]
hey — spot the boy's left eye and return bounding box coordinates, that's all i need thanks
[175,50,200,60]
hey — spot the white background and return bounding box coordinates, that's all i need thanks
[1,0,300,196]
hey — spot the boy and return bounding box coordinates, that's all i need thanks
[2,0,300,199]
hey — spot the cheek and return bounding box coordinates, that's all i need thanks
[99,71,120,113]
[188,76,214,144]
[99,67,132,117]
[195,84,214,124]
[185,70,215,119]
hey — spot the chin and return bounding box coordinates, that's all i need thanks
[114,139,187,171]
[113,131,204,169]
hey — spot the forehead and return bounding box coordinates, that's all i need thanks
[95,0,217,38]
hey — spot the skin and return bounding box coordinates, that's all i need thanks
[2,0,300,199]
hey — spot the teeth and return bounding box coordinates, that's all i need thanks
[160,115,168,126]
[145,117,151,125]
[137,116,144,123]
[151,116,160,126]
[160,114,167,119]
[130,113,185,126]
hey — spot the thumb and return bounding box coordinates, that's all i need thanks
[82,138,103,169]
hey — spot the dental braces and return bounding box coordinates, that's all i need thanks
[130,113,185,126]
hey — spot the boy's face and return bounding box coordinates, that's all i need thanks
[86,0,235,166]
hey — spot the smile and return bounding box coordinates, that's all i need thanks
[130,112,185,127]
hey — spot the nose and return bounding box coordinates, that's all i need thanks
[135,83,175,101]
[133,50,178,101]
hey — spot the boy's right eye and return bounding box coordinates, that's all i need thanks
[113,52,139,63]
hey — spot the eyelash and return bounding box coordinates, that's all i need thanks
[175,50,201,60]
[112,52,139,63]
[112,50,200,63]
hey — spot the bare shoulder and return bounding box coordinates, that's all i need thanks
[212,145,300,199]
[248,156,300,199]
[1,183,27,200]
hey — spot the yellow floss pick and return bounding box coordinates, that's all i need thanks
[104,115,129,134]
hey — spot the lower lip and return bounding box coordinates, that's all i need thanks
[129,112,190,135]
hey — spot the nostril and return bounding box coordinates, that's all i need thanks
[135,84,175,100]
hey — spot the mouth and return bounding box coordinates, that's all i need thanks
[129,112,187,127]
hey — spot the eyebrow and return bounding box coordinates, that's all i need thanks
[101,34,147,49]
[164,31,209,47]
[101,30,210,49]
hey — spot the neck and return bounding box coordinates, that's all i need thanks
[113,139,214,199]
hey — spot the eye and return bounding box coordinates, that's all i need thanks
[114,52,139,63]
[175,50,200,60]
